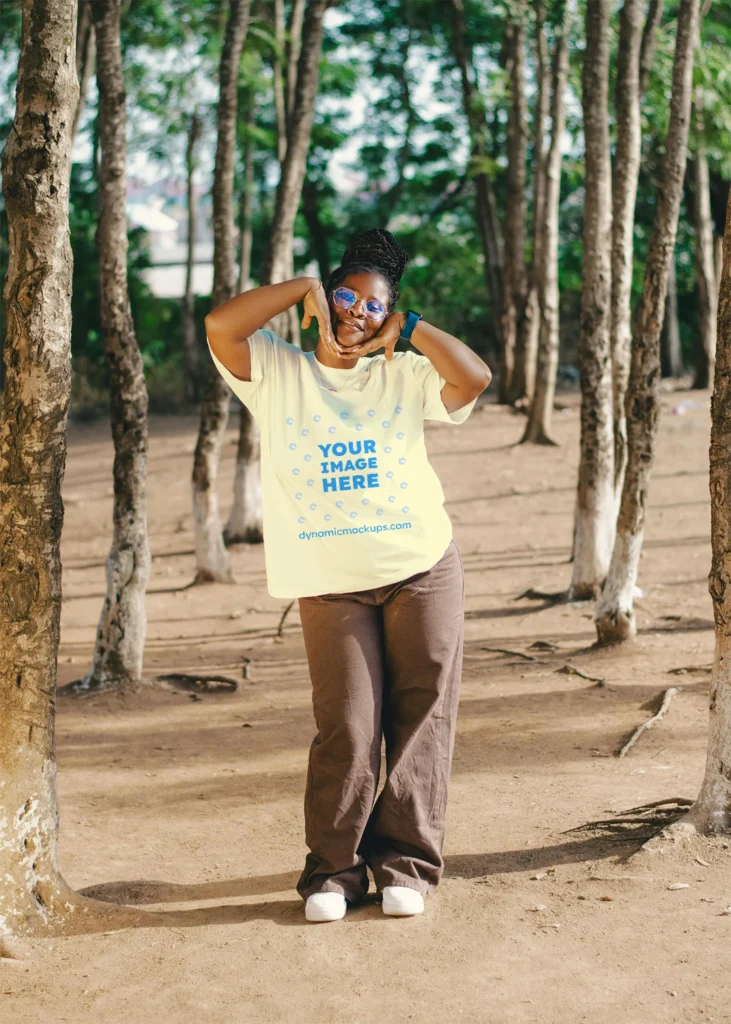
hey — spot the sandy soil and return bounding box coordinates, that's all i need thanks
[4,388,730,1024]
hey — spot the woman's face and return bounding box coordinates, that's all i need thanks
[328,271,391,350]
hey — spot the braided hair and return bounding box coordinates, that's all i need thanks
[324,228,410,313]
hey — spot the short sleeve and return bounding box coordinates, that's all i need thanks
[206,328,279,419]
[407,351,478,424]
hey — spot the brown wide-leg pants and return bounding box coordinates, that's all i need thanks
[296,537,465,903]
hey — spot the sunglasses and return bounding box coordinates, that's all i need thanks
[331,286,387,322]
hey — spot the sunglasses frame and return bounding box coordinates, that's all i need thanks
[331,286,387,322]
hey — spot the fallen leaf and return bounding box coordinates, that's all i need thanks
[531,872,548,880]
[667,883,690,891]
[530,904,547,912]
[695,856,710,867]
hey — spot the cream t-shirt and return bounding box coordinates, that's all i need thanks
[207,329,477,598]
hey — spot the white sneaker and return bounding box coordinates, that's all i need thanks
[305,892,347,922]
[381,886,425,916]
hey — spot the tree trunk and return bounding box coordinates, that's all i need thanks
[691,148,717,389]
[71,0,95,146]
[570,0,615,601]
[638,0,665,94]
[610,0,645,503]
[79,0,151,691]
[595,0,698,643]
[675,183,731,832]
[192,0,251,582]
[183,109,201,405]
[503,11,530,406]
[0,0,141,943]
[521,7,569,445]
[448,0,505,376]
[237,96,256,294]
[260,0,328,309]
[513,0,549,411]
[661,251,683,377]
[286,0,306,130]
[273,0,288,165]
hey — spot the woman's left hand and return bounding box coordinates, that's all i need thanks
[343,312,405,362]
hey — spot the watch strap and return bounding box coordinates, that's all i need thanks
[398,309,423,343]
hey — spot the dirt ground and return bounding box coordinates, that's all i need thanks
[4,387,731,1024]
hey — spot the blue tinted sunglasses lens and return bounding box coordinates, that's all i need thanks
[333,287,355,308]
[332,287,386,320]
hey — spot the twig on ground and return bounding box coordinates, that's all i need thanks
[617,687,680,757]
[668,665,712,675]
[556,664,606,685]
[480,646,536,662]
[156,673,238,693]
[514,588,567,604]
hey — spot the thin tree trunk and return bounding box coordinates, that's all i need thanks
[71,0,95,146]
[286,0,306,128]
[513,0,549,411]
[81,0,151,691]
[570,0,615,601]
[449,0,505,378]
[595,0,699,643]
[183,108,201,405]
[521,5,569,445]
[611,0,645,503]
[661,250,682,377]
[0,0,81,941]
[193,0,251,581]
[273,0,287,165]
[638,0,664,94]
[676,183,731,832]
[260,0,328,301]
[503,11,529,406]
[691,148,717,389]
[237,96,256,294]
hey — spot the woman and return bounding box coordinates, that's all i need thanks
[205,228,491,923]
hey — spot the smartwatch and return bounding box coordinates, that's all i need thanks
[398,309,423,344]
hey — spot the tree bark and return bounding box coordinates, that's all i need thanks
[237,96,256,295]
[521,5,569,445]
[691,148,717,389]
[183,108,201,405]
[610,0,646,503]
[570,0,615,600]
[513,0,549,411]
[448,0,505,376]
[638,0,665,94]
[675,183,731,832]
[260,0,328,307]
[71,0,95,146]
[0,0,138,942]
[192,0,251,582]
[661,250,682,377]
[273,0,288,165]
[503,10,530,406]
[595,0,699,643]
[286,0,306,129]
[80,0,151,691]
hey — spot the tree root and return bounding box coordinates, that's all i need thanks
[616,686,680,757]
[563,798,694,843]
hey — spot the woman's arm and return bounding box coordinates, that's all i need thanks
[344,313,492,412]
[409,319,492,398]
[204,277,319,379]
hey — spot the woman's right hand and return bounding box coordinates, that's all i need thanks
[301,281,342,359]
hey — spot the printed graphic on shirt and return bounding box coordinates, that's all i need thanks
[282,401,416,539]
